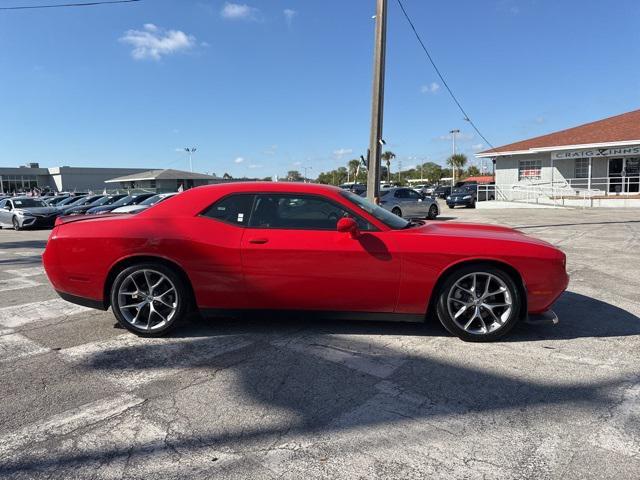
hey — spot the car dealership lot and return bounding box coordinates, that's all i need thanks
[0,206,639,479]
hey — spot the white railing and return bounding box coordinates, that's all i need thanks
[495,182,602,208]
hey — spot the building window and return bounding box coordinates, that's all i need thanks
[575,158,589,178]
[518,159,542,181]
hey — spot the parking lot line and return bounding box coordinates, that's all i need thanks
[0,298,91,328]
[0,393,145,458]
[0,333,50,363]
[4,266,46,277]
[0,277,42,293]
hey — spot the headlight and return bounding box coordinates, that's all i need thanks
[463,195,472,199]
[20,211,34,216]
[446,196,451,200]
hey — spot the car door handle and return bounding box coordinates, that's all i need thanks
[248,238,269,244]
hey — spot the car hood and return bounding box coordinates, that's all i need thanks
[16,207,58,215]
[412,221,554,248]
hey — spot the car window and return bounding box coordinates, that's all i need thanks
[12,198,46,208]
[0,200,5,208]
[406,190,422,199]
[340,191,409,230]
[202,194,255,226]
[249,194,374,231]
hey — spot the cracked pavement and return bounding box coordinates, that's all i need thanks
[0,204,639,479]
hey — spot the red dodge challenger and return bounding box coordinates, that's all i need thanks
[43,182,568,342]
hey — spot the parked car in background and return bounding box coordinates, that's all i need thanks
[44,195,70,206]
[54,195,88,211]
[0,196,59,230]
[338,183,367,196]
[86,193,156,215]
[58,195,105,216]
[412,184,435,196]
[378,187,439,219]
[433,185,452,199]
[64,194,127,216]
[43,182,568,342]
[112,192,178,214]
[446,185,478,209]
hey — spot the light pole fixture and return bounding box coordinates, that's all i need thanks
[184,147,197,172]
[449,129,460,186]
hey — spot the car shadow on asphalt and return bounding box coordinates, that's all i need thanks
[1,317,630,476]
[0,239,48,249]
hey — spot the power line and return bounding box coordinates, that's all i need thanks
[0,0,140,10]
[395,0,494,149]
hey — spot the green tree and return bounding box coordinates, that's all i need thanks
[446,153,468,180]
[287,170,303,182]
[381,151,396,184]
[465,165,480,177]
[420,162,442,182]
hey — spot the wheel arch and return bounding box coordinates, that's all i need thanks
[427,259,528,321]
[103,255,197,311]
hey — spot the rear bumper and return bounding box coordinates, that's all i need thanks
[56,290,107,311]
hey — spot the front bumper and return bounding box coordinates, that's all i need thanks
[19,215,58,228]
[446,198,473,207]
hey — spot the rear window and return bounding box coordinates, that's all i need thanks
[201,194,255,226]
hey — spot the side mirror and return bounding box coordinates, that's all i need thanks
[4,205,11,211]
[337,217,360,238]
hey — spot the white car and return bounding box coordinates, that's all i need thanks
[111,192,178,214]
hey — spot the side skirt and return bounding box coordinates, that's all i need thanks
[56,290,108,311]
[199,309,425,323]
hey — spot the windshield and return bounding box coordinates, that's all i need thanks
[111,195,134,207]
[58,196,85,206]
[340,191,409,230]
[13,198,46,208]
[140,194,161,206]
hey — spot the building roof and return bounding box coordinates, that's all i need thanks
[477,109,640,157]
[105,169,218,183]
[461,175,494,184]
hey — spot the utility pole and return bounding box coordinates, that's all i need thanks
[449,129,459,186]
[303,166,313,183]
[184,147,197,172]
[366,0,387,203]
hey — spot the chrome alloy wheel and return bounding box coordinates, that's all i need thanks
[446,272,513,335]
[117,269,178,331]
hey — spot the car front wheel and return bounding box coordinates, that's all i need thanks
[436,265,521,342]
[427,204,438,219]
[391,207,402,217]
[110,262,189,336]
[12,217,21,231]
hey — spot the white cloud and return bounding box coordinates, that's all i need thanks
[234,157,245,164]
[333,148,353,160]
[248,164,261,169]
[120,24,196,60]
[292,161,302,166]
[221,2,259,21]
[420,82,440,94]
[471,143,485,151]
[283,8,297,26]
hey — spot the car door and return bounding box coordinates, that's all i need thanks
[404,189,427,217]
[0,199,8,225]
[240,193,401,313]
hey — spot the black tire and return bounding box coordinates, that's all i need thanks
[12,217,21,231]
[427,204,438,219]
[435,264,522,342]
[110,262,190,337]
[391,207,402,217]
[448,205,455,209]
[467,200,476,209]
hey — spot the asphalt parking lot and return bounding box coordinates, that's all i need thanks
[1,205,639,479]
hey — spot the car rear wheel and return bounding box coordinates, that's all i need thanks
[110,262,188,336]
[12,217,20,231]
[427,204,438,219]
[391,207,402,217]
[436,265,521,342]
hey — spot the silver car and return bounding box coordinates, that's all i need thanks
[0,197,59,230]
[378,187,440,219]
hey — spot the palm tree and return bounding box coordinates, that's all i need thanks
[381,151,396,184]
[447,153,468,181]
[347,159,361,182]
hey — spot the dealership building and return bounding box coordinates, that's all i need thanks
[0,164,151,195]
[476,109,640,200]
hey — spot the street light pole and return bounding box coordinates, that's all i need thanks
[449,129,460,186]
[303,166,313,183]
[184,147,197,172]
[366,0,387,203]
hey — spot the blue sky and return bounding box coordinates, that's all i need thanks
[0,0,638,178]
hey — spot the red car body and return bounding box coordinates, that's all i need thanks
[43,182,568,334]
